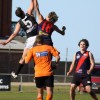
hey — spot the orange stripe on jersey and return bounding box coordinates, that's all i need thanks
[76,51,89,72]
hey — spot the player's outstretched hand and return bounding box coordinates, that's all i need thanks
[62,26,66,31]
[0,41,7,45]
[67,71,70,76]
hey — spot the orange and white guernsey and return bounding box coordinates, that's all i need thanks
[25,45,59,77]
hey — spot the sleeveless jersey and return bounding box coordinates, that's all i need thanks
[19,13,38,38]
[38,19,54,46]
[75,51,90,75]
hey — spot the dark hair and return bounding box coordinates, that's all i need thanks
[78,39,89,49]
[15,7,25,18]
[48,11,58,23]
[35,35,43,44]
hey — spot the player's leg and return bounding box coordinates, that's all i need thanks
[35,77,45,100]
[11,36,37,78]
[16,48,29,74]
[37,88,43,100]
[45,76,54,100]
[46,87,53,100]
[70,73,80,100]
[76,83,84,94]
[11,48,29,78]
[70,83,77,100]
[82,75,98,100]
[85,85,98,100]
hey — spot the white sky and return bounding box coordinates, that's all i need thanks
[12,0,100,62]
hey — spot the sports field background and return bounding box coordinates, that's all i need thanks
[0,83,100,100]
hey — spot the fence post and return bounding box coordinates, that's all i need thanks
[64,48,68,83]
[19,75,23,92]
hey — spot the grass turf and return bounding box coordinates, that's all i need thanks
[0,85,99,100]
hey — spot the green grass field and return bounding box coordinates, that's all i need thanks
[0,85,100,100]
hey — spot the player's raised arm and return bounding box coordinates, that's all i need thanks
[34,0,44,23]
[27,0,35,15]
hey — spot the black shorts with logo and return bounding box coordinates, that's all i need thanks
[71,73,92,86]
[35,75,54,88]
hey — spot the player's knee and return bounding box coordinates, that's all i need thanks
[19,57,24,64]
[70,85,75,92]
[86,89,91,93]
[46,94,53,100]
[85,86,91,93]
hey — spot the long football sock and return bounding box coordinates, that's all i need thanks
[15,64,24,75]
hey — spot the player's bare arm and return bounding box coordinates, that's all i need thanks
[67,54,76,76]
[87,52,95,74]
[55,55,60,67]
[55,55,60,63]
[27,0,35,15]
[34,0,44,24]
[53,25,66,35]
[0,23,21,45]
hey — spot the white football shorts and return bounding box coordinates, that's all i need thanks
[25,36,37,49]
